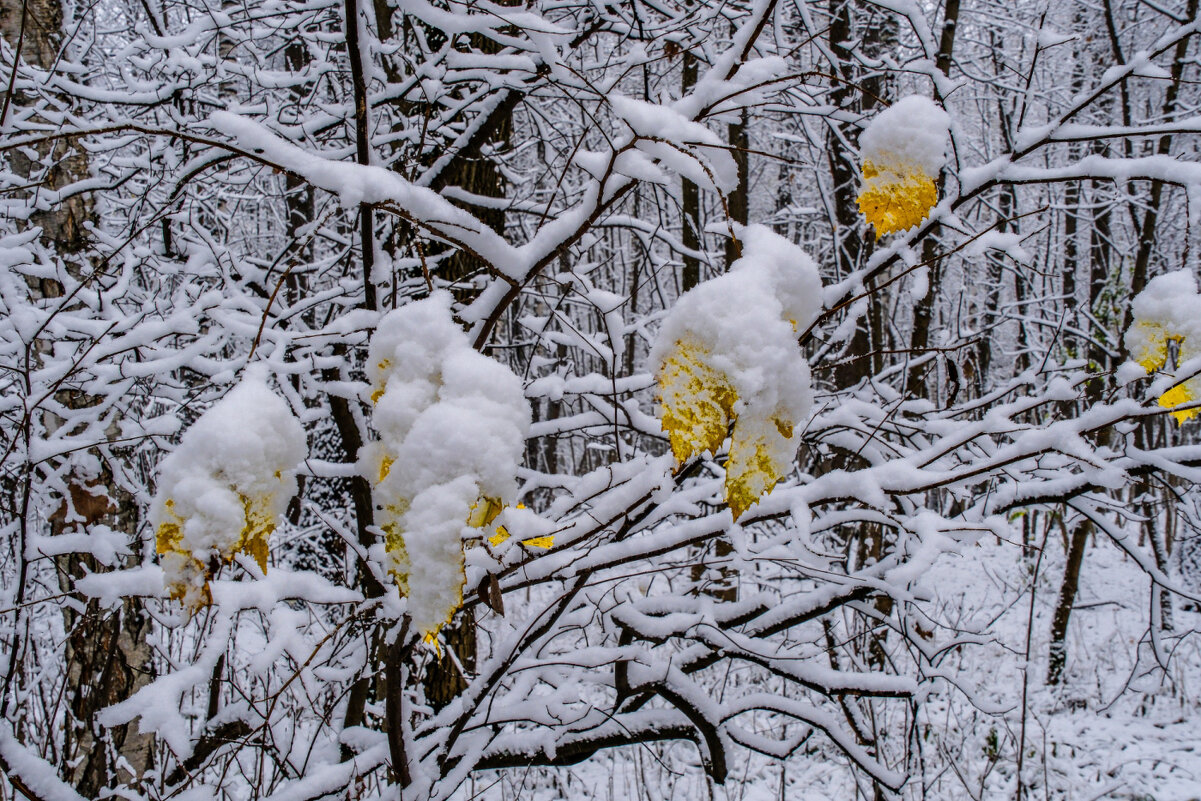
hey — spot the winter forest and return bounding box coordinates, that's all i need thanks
[4,0,1201,797]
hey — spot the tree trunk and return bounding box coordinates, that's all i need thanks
[1122,0,1199,337]
[681,50,701,293]
[906,0,959,397]
[724,108,749,266]
[1047,521,1090,685]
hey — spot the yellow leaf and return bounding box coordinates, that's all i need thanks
[657,339,738,463]
[1132,321,1173,372]
[1159,382,1198,424]
[381,500,411,594]
[520,535,554,549]
[157,492,278,610]
[236,494,275,573]
[489,527,510,547]
[156,499,183,555]
[655,339,797,520]
[467,497,504,528]
[725,418,792,520]
[857,162,938,238]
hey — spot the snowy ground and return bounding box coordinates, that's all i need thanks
[463,531,1201,800]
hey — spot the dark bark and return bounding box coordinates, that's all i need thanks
[681,50,701,292]
[906,0,960,397]
[723,108,749,266]
[343,0,377,311]
[1123,0,1199,336]
[1047,521,1090,685]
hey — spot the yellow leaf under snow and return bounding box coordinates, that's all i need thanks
[378,455,394,483]
[857,162,938,238]
[1131,321,1173,373]
[1159,382,1198,423]
[235,494,276,573]
[156,499,184,555]
[487,524,553,550]
[655,338,796,520]
[156,493,277,609]
[725,419,793,521]
[657,340,738,463]
[381,499,411,594]
[468,497,504,528]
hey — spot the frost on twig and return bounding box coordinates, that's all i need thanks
[651,225,821,519]
[364,291,530,640]
[151,366,307,609]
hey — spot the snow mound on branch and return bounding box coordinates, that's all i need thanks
[151,365,306,609]
[365,291,530,638]
[609,94,739,193]
[650,225,820,519]
[859,95,950,177]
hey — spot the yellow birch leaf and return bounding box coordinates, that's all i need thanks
[1131,321,1173,372]
[725,418,793,521]
[520,536,554,549]
[156,499,184,555]
[857,165,938,238]
[657,340,738,463]
[378,455,394,483]
[468,497,504,528]
[1159,382,1198,424]
[236,494,275,573]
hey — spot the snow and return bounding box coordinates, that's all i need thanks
[1125,270,1201,368]
[651,224,820,427]
[150,364,307,608]
[856,96,950,236]
[858,95,950,179]
[609,95,738,191]
[651,225,821,518]
[364,291,530,638]
[1124,270,1201,421]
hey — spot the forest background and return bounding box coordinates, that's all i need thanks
[3,0,1201,798]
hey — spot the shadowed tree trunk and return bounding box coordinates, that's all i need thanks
[1047,521,1090,685]
[724,108,749,266]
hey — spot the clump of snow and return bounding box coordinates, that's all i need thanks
[1124,269,1201,422]
[364,291,530,638]
[609,94,738,193]
[651,225,820,519]
[151,365,307,609]
[858,95,950,178]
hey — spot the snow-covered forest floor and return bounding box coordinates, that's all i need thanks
[469,534,1201,801]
